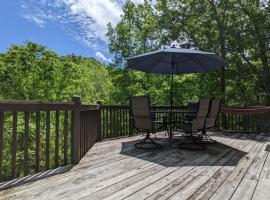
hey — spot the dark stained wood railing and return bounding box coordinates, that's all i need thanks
[0,100,73,183]
[79,105,101,160]
[0,97,100,185]
[100,105,185,139]
[100,105,132,140]
[1,99,270,187]
[100,105,270,138]
[219,106,270,133]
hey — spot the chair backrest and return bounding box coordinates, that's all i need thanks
[129,96,153,131]
[187,101,199,112]
[192,97,212,132]
[196,97,212,119]
[205,98,221,128]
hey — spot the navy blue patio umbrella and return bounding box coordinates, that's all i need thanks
[127,48,228,107]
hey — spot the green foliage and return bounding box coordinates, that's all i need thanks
[107,0,270,106]
[0,42,113,104]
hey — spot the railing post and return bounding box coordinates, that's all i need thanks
[129,107,134,136]
[96,103,102,142]
[72,96,81,164]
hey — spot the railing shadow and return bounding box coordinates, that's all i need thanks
[0,164,73,191]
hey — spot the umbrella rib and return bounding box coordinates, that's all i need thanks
[181,54,209,72]
[148,53,172,73]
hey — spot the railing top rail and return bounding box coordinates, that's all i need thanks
[221,106,270,114]
[81,104,100,111]
[0,100,74,111]
[152,105,186,109]
[100,105,129,109]
[100,105,186,109]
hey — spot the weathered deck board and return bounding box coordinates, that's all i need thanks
[1,132,270,200]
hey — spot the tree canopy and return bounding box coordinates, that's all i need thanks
[0,42,113,104]
[107,0,270,106]
[0,0,269,106]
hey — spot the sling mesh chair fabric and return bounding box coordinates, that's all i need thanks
[178,97,212,150]
[129,96,166,149]
[201,98,222,143]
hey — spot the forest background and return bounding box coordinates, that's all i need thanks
[1,0,270,106]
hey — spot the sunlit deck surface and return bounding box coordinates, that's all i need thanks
[1,132,270,200]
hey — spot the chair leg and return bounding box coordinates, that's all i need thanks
[201,129,217,144]
[135,133,162,149]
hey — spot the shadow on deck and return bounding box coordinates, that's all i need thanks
[1,132,270,200]
[119,135,247,167]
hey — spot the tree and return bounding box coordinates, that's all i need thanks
[107,0,270,106]
[0,42,113,103]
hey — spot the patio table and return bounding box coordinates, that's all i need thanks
[153,110,197,145]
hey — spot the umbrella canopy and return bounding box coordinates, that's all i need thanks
[127,47,228,107]
[127,48,228,74]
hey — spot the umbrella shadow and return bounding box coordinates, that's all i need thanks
[119,136,246,167]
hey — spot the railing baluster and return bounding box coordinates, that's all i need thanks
[24,111,29,176]
[112,109,115,138]
[109,109,112,138]
[35,111,40,173]
[45,111,50,170]
[63,110,68,165]
[117,108,119,137]
[87,112,90,149]
[83,112,86,156]
[11,112,17,179]
[121,108,123,136]
[101,108,104,140]
[55,111,59,168]
[125,109,127,136]
[106,108,109,139]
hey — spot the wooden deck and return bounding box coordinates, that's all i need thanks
[1,132,270,200]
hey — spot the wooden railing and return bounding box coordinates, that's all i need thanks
[100,105,132,140]
[100,105,185,139]
[1,99,270,186]
[79,105,101,160]
[219,106,270,133]
[0,96,100,184]
[100,104,270,137]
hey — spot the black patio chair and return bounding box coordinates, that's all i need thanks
[182,100,199,124]
[201,98,222,143]
[178,96,212,150]
[129,96,167,149]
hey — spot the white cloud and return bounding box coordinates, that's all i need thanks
[22,14,45,27]
[95,51,113,63]
[21,0,124,48]
[20,0,149,59]
[69,0,122,40]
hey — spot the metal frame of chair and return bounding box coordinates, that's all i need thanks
[201,98,222,143]
[129,96,167,149]
[177,97,212,150]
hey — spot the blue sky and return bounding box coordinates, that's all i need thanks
[0,0,143,63]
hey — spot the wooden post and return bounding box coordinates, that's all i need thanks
[96,104,102,142]
[72,96,81,164]
[129,107,134,136]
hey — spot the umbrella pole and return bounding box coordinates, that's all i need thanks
[170,72,173,107]
[169,64,174,146]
